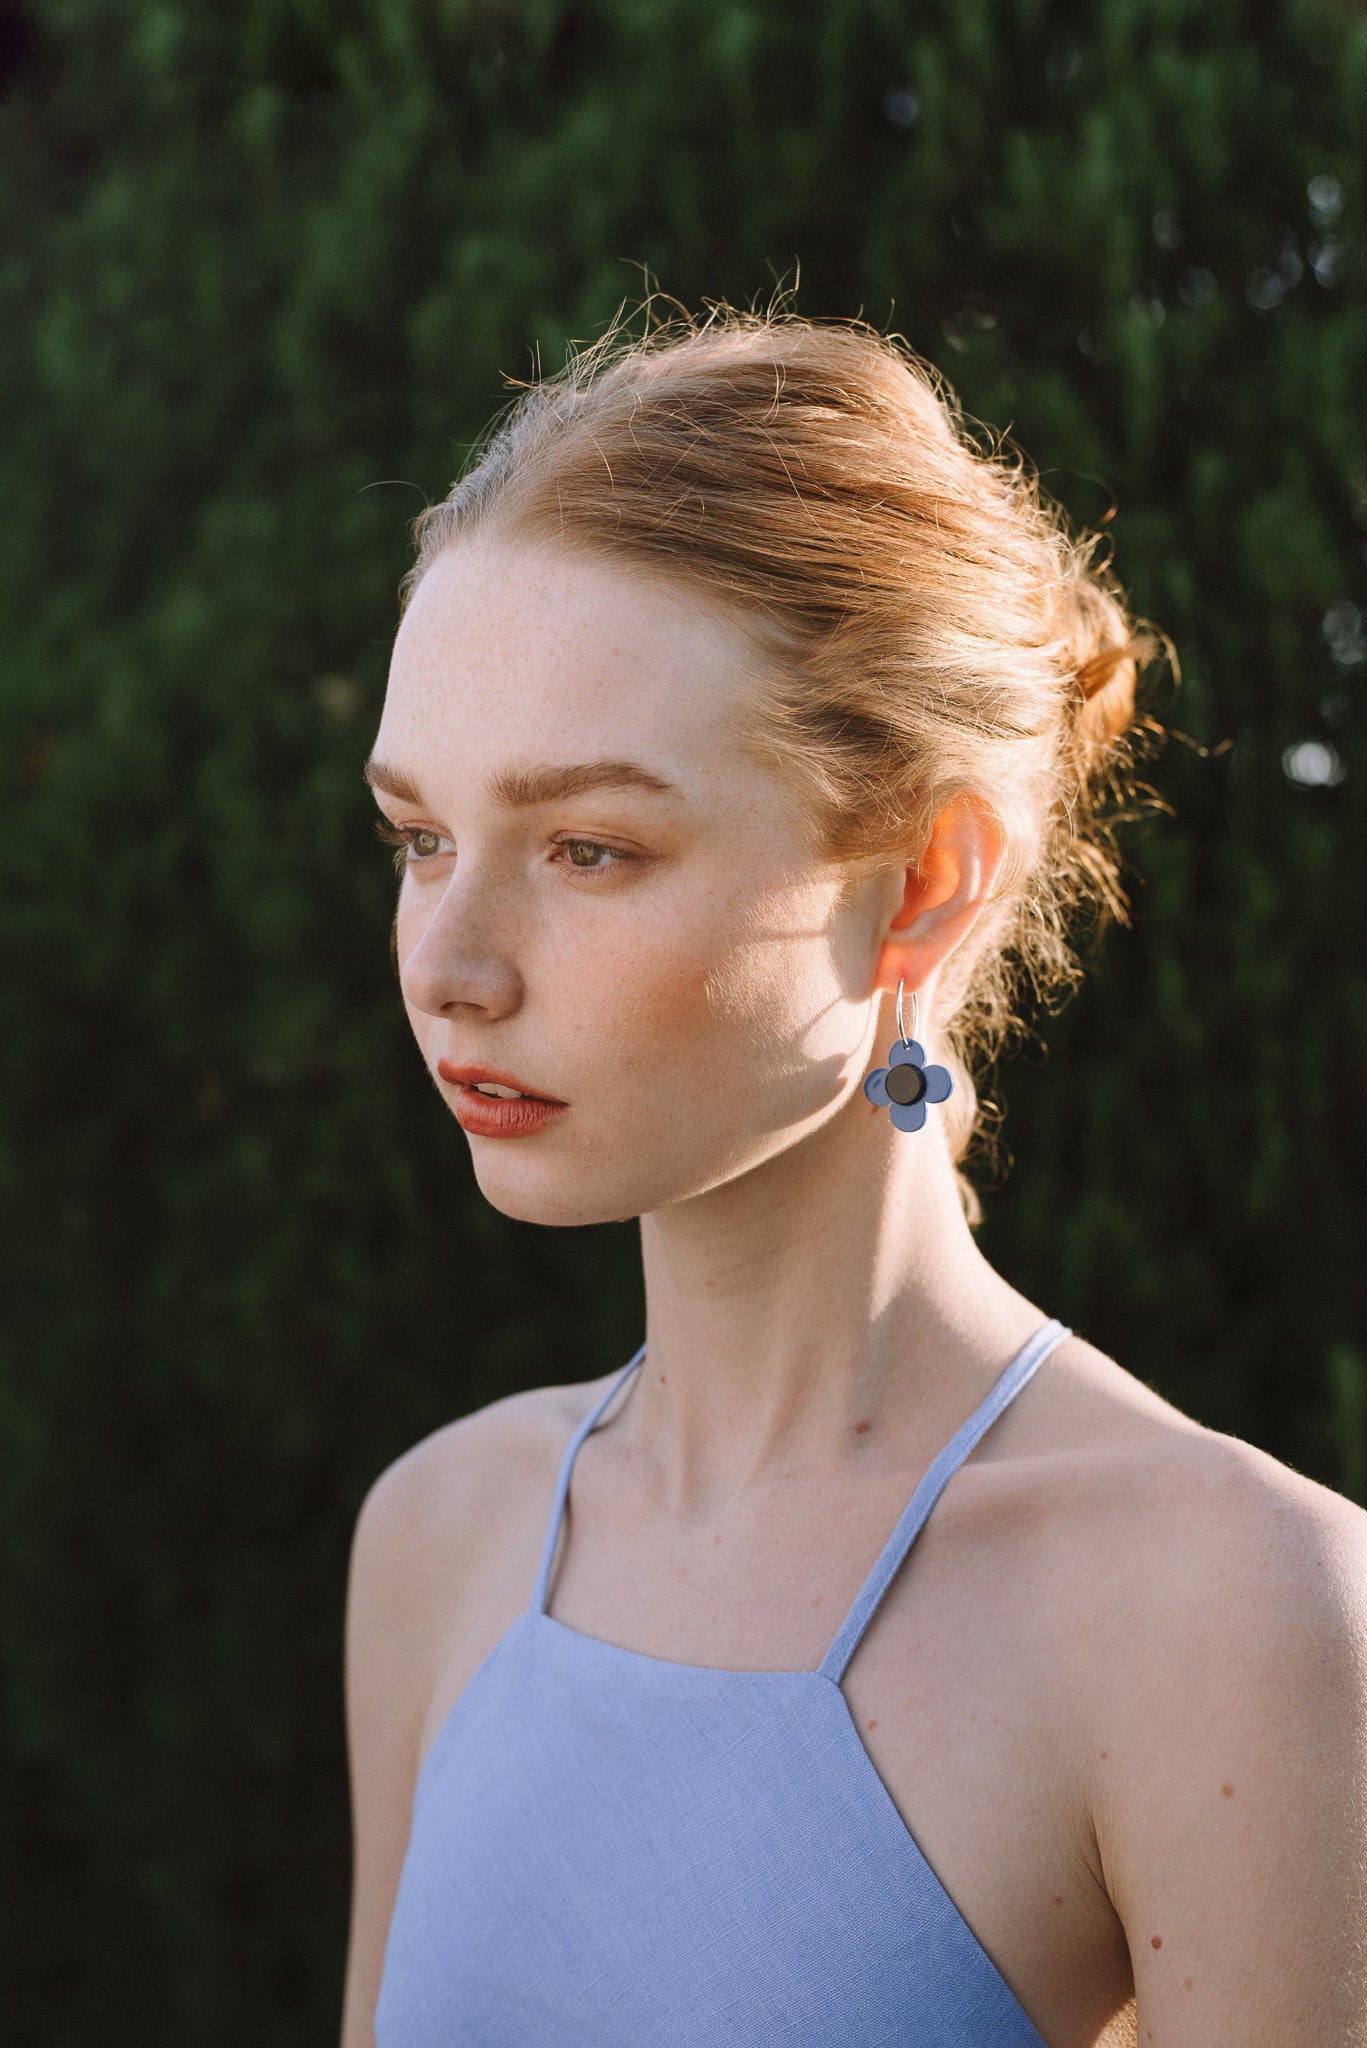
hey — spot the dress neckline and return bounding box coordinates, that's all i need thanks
[531,1318,1071,1684]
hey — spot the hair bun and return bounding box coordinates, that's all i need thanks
[1057,555,1151,772]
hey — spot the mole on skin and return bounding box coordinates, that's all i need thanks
[1150,1935,1162,1950]
[855,1420,871,1434]
[1221,1781,1235,1798]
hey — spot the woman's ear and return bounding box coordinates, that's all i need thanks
[874,796,1007,994]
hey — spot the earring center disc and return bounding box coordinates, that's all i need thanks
[884,1062,928,1107]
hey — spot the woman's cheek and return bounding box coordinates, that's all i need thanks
[564,946,720,1079]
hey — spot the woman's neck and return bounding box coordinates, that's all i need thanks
[632,1097,1042,1511]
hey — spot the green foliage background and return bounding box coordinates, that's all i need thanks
[1,0,1364,2038]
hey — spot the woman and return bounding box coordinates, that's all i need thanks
[341,309,1367,2047]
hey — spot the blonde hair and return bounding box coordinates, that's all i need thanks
[402,304,1164,1219]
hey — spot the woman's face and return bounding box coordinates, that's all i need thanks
[368,537,890,1226]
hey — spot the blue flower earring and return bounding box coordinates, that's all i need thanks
[863,982,954,1133]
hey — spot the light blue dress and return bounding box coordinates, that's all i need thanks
[376,1318,1071,2045]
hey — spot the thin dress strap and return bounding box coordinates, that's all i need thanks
[817,1318,1071,1684]
[531,1343,647,1614]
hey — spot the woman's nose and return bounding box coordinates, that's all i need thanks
[397,877,523,1022]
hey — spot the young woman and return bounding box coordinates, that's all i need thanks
[340,310,1367,2048]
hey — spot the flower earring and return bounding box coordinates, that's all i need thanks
[863,982,954,1133]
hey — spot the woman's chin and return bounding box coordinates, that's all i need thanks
[467,1157,647,1229]
[465,1134,788,1228]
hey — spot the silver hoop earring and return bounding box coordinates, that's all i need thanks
[863,979,954,1134]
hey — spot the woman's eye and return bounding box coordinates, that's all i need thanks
[555,839,631,874]
[373,819,449,871]
[373,820,635,880]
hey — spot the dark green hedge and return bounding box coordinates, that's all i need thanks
[1,1,1363,2039]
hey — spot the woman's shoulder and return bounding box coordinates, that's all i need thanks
[344,1369,621,1799]
[1008,1337,1367,1865]
[1015,1331,1367,1651]
[350,1367,617,1608]
[1040,1330,1367,1583]
[1117,1405,1367,1718]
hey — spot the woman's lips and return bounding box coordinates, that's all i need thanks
[436,1060,570,1140]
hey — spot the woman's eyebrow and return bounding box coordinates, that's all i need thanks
[362,756,425,803]
[486,759,682,807]
[362,755,681,807]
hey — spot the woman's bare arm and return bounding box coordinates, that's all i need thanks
[1096,1441,1367,2045]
